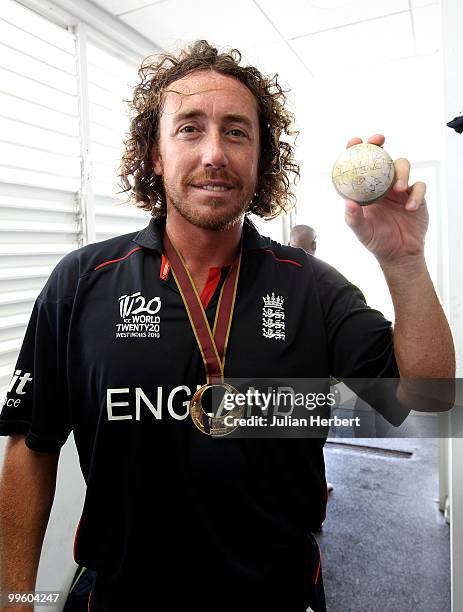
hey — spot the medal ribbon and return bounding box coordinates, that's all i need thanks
[163,232,241,384]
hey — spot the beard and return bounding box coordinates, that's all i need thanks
[162,171,255,232]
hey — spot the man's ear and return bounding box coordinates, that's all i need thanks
[151,143,163,176]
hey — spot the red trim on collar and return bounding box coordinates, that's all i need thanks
[93,246,142,270]
[200,267,222,308]
[160,254,170,280]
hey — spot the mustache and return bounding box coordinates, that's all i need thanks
[186,171,241,187]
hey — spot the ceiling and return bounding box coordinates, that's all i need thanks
[88,0,441,87]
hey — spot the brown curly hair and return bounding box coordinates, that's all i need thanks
[119,40,300,219]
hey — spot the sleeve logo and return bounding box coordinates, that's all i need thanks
[1,369,33,409]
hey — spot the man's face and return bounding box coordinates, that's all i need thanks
[152,70,260,231]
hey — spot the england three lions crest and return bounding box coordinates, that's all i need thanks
[262,293,286,341]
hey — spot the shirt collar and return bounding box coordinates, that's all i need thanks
[132,216,165,251]
[132,214,271,253]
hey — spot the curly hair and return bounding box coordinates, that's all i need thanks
[119,40,300,219]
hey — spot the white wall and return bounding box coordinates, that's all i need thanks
[441,1,463,610]
[36,436,86,612]
[292,50,444,322]
[0,434,85,612]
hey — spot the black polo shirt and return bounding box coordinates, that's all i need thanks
[0,215,398,609]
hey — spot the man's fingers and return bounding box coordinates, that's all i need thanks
[405,181,427,211]
[346,137,362,148]
[393,158,411,193]
[347,134,385,148]
[344,200,372,244]
[367,133,385,147]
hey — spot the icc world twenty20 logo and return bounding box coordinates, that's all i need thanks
[115,291,162,339]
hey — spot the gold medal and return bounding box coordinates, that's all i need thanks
[190,382,243,436]
[163,232,242,436]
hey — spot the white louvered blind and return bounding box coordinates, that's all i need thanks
[0,2,149,399]
[0,0,81,396]
[87,40,148,243]
[0,0,80,191]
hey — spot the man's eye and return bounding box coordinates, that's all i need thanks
[179,126,198,133]
[228,129,246,137]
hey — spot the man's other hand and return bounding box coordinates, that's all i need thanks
[344,133,428,268]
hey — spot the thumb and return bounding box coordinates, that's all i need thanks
[344,200,372,245]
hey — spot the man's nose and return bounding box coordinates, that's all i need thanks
[201,131,228,168]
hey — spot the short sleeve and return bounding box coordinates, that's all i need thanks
[313,258,408,426]
[0,273,75,453]
[313,258,398,379]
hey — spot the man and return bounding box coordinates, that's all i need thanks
[290,224,317,256]
[0,41,454,612]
